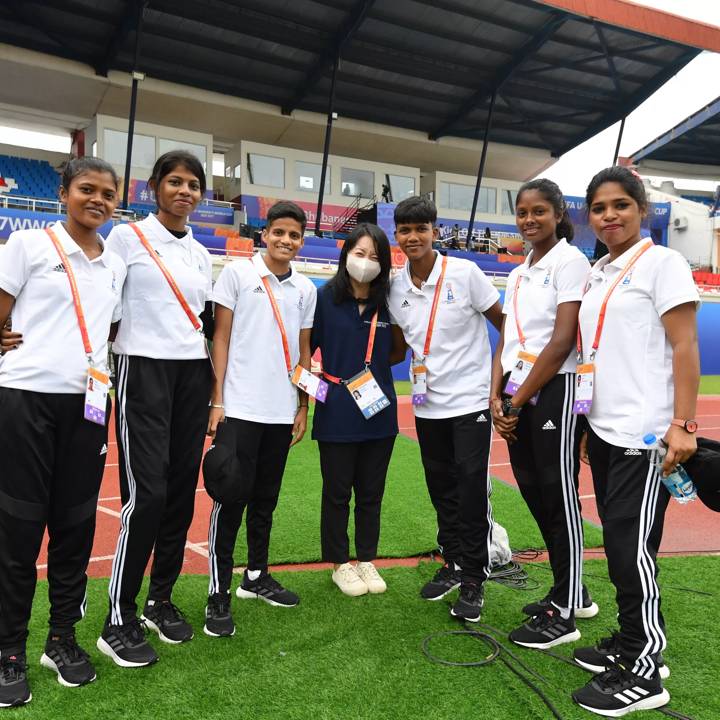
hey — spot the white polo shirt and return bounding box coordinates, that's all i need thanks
[0,221,126,393]
[108,213,213,360]
[578,241,699,449]
[389,253,500,419]
[213,253,317,424]
[501,239,590,375]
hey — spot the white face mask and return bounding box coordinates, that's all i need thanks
[346,253,381,283]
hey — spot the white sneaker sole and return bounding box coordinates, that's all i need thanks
[95,636,156,668]
[235,586,298,607]
[449,608,481,623]
[0,693,31,708]
[140,615,193,644]
[333,581,368,597]
[423,582,460,601]
[575,657,670,680]
[576,689,670,717]
[203,623,236,638]
[512,628,581,650]
[576,602,600,619]
[39,653,96,688]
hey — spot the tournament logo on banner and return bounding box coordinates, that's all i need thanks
[244,195,356,232]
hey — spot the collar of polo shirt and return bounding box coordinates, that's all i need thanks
[252,251,297,283]
[145,212,191,242]
[591,237,652,276]
[403,251,443,293]
[52,221,111,267]
[523,238,570,273]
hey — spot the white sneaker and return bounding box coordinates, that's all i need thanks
[355,562,387,594]
[332,563,368,597]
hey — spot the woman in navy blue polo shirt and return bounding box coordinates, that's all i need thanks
[312,223,405,596]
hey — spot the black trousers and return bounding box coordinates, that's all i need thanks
[414,409,493,584]
[506,373,584,611]
[587,429,671,679]
[208,418,292,595]
[108,355,211,625]
[318,437,396,564]
[0,388,108,654]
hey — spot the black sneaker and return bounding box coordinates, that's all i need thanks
[572,662,669,716]
[574,633,670,680]
[40,633,96,687]
[420,563,461,601]
[0,653,31,708]
[449,582,484,623]
[141,600,194,644]
[236,570,299,607]
[97,619,159,668]
[509,607,581,649]
[204,593,235,638]
[522,584,599,619]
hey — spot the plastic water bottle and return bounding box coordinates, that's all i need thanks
[642,434,697,504]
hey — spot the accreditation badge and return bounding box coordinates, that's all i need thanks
[410,360,428,406]
[573,364,594,415]
[84,367,109,425]
[504,350,540,405]
[346,369,390,419]
[291,365,328,403]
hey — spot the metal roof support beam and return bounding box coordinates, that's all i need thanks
[467,89,497,245]
[314,58,338,236]
[593,22,622,95]
[282,0,375,115]
[612,116,626,165]
[429,12,566,140]
[95,0,142,76]
[122,1,148,210]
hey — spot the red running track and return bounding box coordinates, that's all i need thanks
[36,396,720,580]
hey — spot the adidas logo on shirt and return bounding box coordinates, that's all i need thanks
[476,414,487,423]
[542,420,556,430]
[400,299,411,308]
[624,448,642,456]
[99,443,108,456]
[52,263,67,273]
[253,286,265,294]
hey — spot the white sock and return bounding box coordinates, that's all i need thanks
[551,602,571,619]
[247,569,261,581]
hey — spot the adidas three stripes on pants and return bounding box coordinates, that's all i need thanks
[108,355,212,625]
[505,372,585,612]
[0,389,109,654]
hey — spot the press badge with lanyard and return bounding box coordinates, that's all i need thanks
[504,273,539,405]
[258,269,329,403]
[573,240,653,415]
[46,227,109,425]
[323,310,390,419]
[411,255,447,406]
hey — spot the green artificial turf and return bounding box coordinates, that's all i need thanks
[232,412,603,565]
[699,375,720,395]
[19,556,719,720]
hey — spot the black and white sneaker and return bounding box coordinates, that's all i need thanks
[420,564,462,601]
[522,584,599,619]
[236,570,299,607]
[449,582,484,623]
[509,608,581,649]
[97,619,159,668]
[40,633,96,687]
[141,600,194,644]
[0,653,31,708]
[572,663,669,717]
[574,633,670,680]
[204,593,235,637]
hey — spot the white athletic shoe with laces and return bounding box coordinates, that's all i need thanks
[355,562,387,594]
[332,563,368,596]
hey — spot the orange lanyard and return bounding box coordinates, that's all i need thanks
[260,274,293,375]
[129,223,202,333]
[46,227,94,363]
[323,309,379,385]
[577,240,653,360]
[421,255,448,358]
[511,272,527,348]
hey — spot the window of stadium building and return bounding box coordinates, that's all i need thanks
[159,139,207,171]
[247,153,284,188]
[388,174,415,201]
[501,189,518,216]
[341,168,374,199]
[103,129,155,170]
[439,182,497,214]
[296,161,330,193]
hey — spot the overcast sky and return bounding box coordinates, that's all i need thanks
[1,0,719,189]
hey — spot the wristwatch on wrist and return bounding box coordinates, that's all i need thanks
[502,397,522,417]
[670,418,698,433]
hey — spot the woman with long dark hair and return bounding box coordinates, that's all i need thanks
[312,223,405,596]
